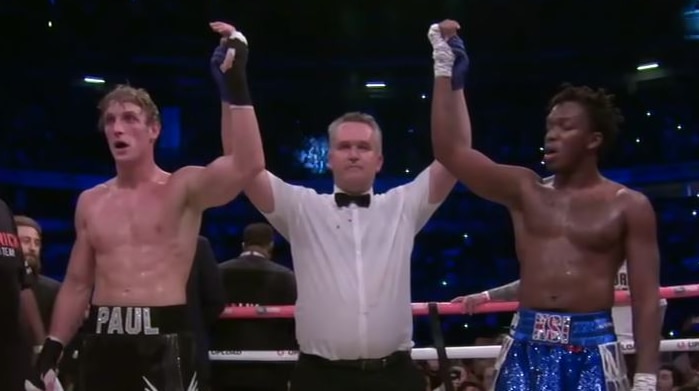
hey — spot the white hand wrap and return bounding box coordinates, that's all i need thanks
[427,23,455,78]
[24,370,65,391]
[631,373,656,391]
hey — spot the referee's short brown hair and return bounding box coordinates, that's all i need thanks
[242,223,274,248]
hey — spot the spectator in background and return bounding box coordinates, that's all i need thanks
[187,235,226,391]
[674,315,699,388]
[0,200,45,391]
[459,381,484,391]
[442,364,473,391]
[657,363,684,391]
[15,215,61,330]
[15,215,61,385]
[210,222,297,391]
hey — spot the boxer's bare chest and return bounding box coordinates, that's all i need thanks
[87,182,183,251]
[517,184,626,251]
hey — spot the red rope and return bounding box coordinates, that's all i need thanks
[219,283,699,319]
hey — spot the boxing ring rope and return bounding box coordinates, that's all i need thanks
[209,283,699,361]
[218,284,699,319]
[209,339,699,361]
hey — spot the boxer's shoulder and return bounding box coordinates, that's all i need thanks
[605,180,648,208]
[77,183,109,208]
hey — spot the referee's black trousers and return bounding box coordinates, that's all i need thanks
[289,351,426,391]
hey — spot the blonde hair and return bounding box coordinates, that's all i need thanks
[327,111,383,153]
[97,84,160,130]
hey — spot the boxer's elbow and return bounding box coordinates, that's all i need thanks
[432,134,460,164]
[236,153,265,183]
[217,154,264,187]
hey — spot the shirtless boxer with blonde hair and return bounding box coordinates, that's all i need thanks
[28,22,263,391]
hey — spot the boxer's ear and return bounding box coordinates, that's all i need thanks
[149,122,161,142]
[587,131,603,151]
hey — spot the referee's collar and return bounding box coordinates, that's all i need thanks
[332,185,374,196]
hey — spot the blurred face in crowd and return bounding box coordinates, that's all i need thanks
[450,365,469,389]
[17,225,42,273]
[656,368,674,391]
[425,360,439,373]
[328,121,383,195]
[101,101,160,165]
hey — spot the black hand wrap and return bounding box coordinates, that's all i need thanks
[224,34,252,106]
[26,338,63,390]
[36,338,63,376]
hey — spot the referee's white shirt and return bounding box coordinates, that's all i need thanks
[261,168,441,360]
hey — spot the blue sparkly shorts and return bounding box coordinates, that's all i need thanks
[492,309,630,391]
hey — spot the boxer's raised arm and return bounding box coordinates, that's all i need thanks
[182,103,265,210]
[206,23,289,215]
[428,22,538,209]
[623,189,660,380]
[182,27,265,211]
[49,192,95,345]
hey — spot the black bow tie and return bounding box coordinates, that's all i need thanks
[334,192,371,208]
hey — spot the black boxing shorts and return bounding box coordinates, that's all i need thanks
[79,305,199,391]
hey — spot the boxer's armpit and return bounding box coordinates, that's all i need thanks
[487,280,520,301]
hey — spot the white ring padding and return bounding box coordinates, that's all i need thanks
[209,338,699,361]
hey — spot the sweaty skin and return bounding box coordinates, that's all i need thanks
[82,171,201,306]
[514,178,627,311]
[434,93,660,375]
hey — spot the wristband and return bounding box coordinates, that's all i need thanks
[632,373,656,390]
[36,337,64,375]
[224,36,252,106]
[434,60,453,78]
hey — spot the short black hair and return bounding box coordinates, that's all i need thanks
[548,83,624,154]
[242,222,274,248]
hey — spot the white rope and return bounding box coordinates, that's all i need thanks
[209,338,699,362]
